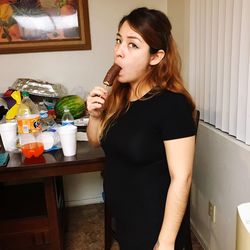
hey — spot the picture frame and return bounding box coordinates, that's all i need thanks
[0,0,91,54]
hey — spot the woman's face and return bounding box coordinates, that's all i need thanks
[114,21,152,87]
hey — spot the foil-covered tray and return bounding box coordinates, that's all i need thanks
[11,78,68,98]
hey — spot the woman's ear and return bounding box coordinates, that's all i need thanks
[149,50,165,65]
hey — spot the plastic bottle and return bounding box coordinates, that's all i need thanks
[38,102,48,130]
[17,91,44,158]
[61,106,74,126]
[38,102,56,130]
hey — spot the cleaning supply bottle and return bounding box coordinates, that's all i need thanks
[5,90,21,121]
[17,91,44,158]
[61,106,74,126]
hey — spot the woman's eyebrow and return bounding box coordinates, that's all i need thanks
[116,33,142,42]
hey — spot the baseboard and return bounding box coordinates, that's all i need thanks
[65,196,103,207]
[191,220,208,250]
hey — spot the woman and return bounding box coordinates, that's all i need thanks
[87,7,196,250]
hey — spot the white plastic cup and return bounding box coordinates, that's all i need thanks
[57,125,77,157]
[41,131,60,151]
[0,122,17,152]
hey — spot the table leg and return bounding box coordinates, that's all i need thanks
[44,177,64,250]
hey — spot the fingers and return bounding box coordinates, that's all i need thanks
[89,86,108,99]
[87,86,108,118]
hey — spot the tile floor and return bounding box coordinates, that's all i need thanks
[64,203,204,250]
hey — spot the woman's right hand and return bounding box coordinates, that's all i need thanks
[87,86,108,119]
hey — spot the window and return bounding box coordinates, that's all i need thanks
[188,0,250,145]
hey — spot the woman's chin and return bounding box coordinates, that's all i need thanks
[117,76,126,83]
[117,75,131,85]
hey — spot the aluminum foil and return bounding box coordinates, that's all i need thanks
[11,78,68,98]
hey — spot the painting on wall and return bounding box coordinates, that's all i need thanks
[0,0,91,54]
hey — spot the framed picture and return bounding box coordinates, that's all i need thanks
[0,0,91,54]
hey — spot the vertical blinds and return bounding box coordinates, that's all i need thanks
[188,0,250,145]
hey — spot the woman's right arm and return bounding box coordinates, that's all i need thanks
[86,86,108,147]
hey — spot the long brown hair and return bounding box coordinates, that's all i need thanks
[98,7,195,139]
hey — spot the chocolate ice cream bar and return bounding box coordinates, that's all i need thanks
[103,64,121,86]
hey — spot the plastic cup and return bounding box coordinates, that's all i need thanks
[41,131,60,151]
[0,122,17,152]
[57,125,77,157]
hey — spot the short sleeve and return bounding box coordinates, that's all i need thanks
[158,92,196,140]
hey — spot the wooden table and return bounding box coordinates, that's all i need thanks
[0,141,105,250]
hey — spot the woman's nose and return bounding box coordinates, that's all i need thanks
[115,44,125,58]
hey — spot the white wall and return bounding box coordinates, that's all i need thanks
[191,123,250,250]
[168,1,250,249]
[0,1,167,206]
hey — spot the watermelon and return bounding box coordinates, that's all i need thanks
[55,95,86,119]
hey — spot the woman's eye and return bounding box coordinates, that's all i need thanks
[128,43,138,49]
[116,38,121,44]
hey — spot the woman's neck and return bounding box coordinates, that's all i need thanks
[129,83,152,102]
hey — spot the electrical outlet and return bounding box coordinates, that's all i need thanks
[208,201,216,223]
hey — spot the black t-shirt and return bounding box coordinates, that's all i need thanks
[102,90,196,250]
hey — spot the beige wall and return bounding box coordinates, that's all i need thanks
[167,0,190,86]
[167,0,185,60]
